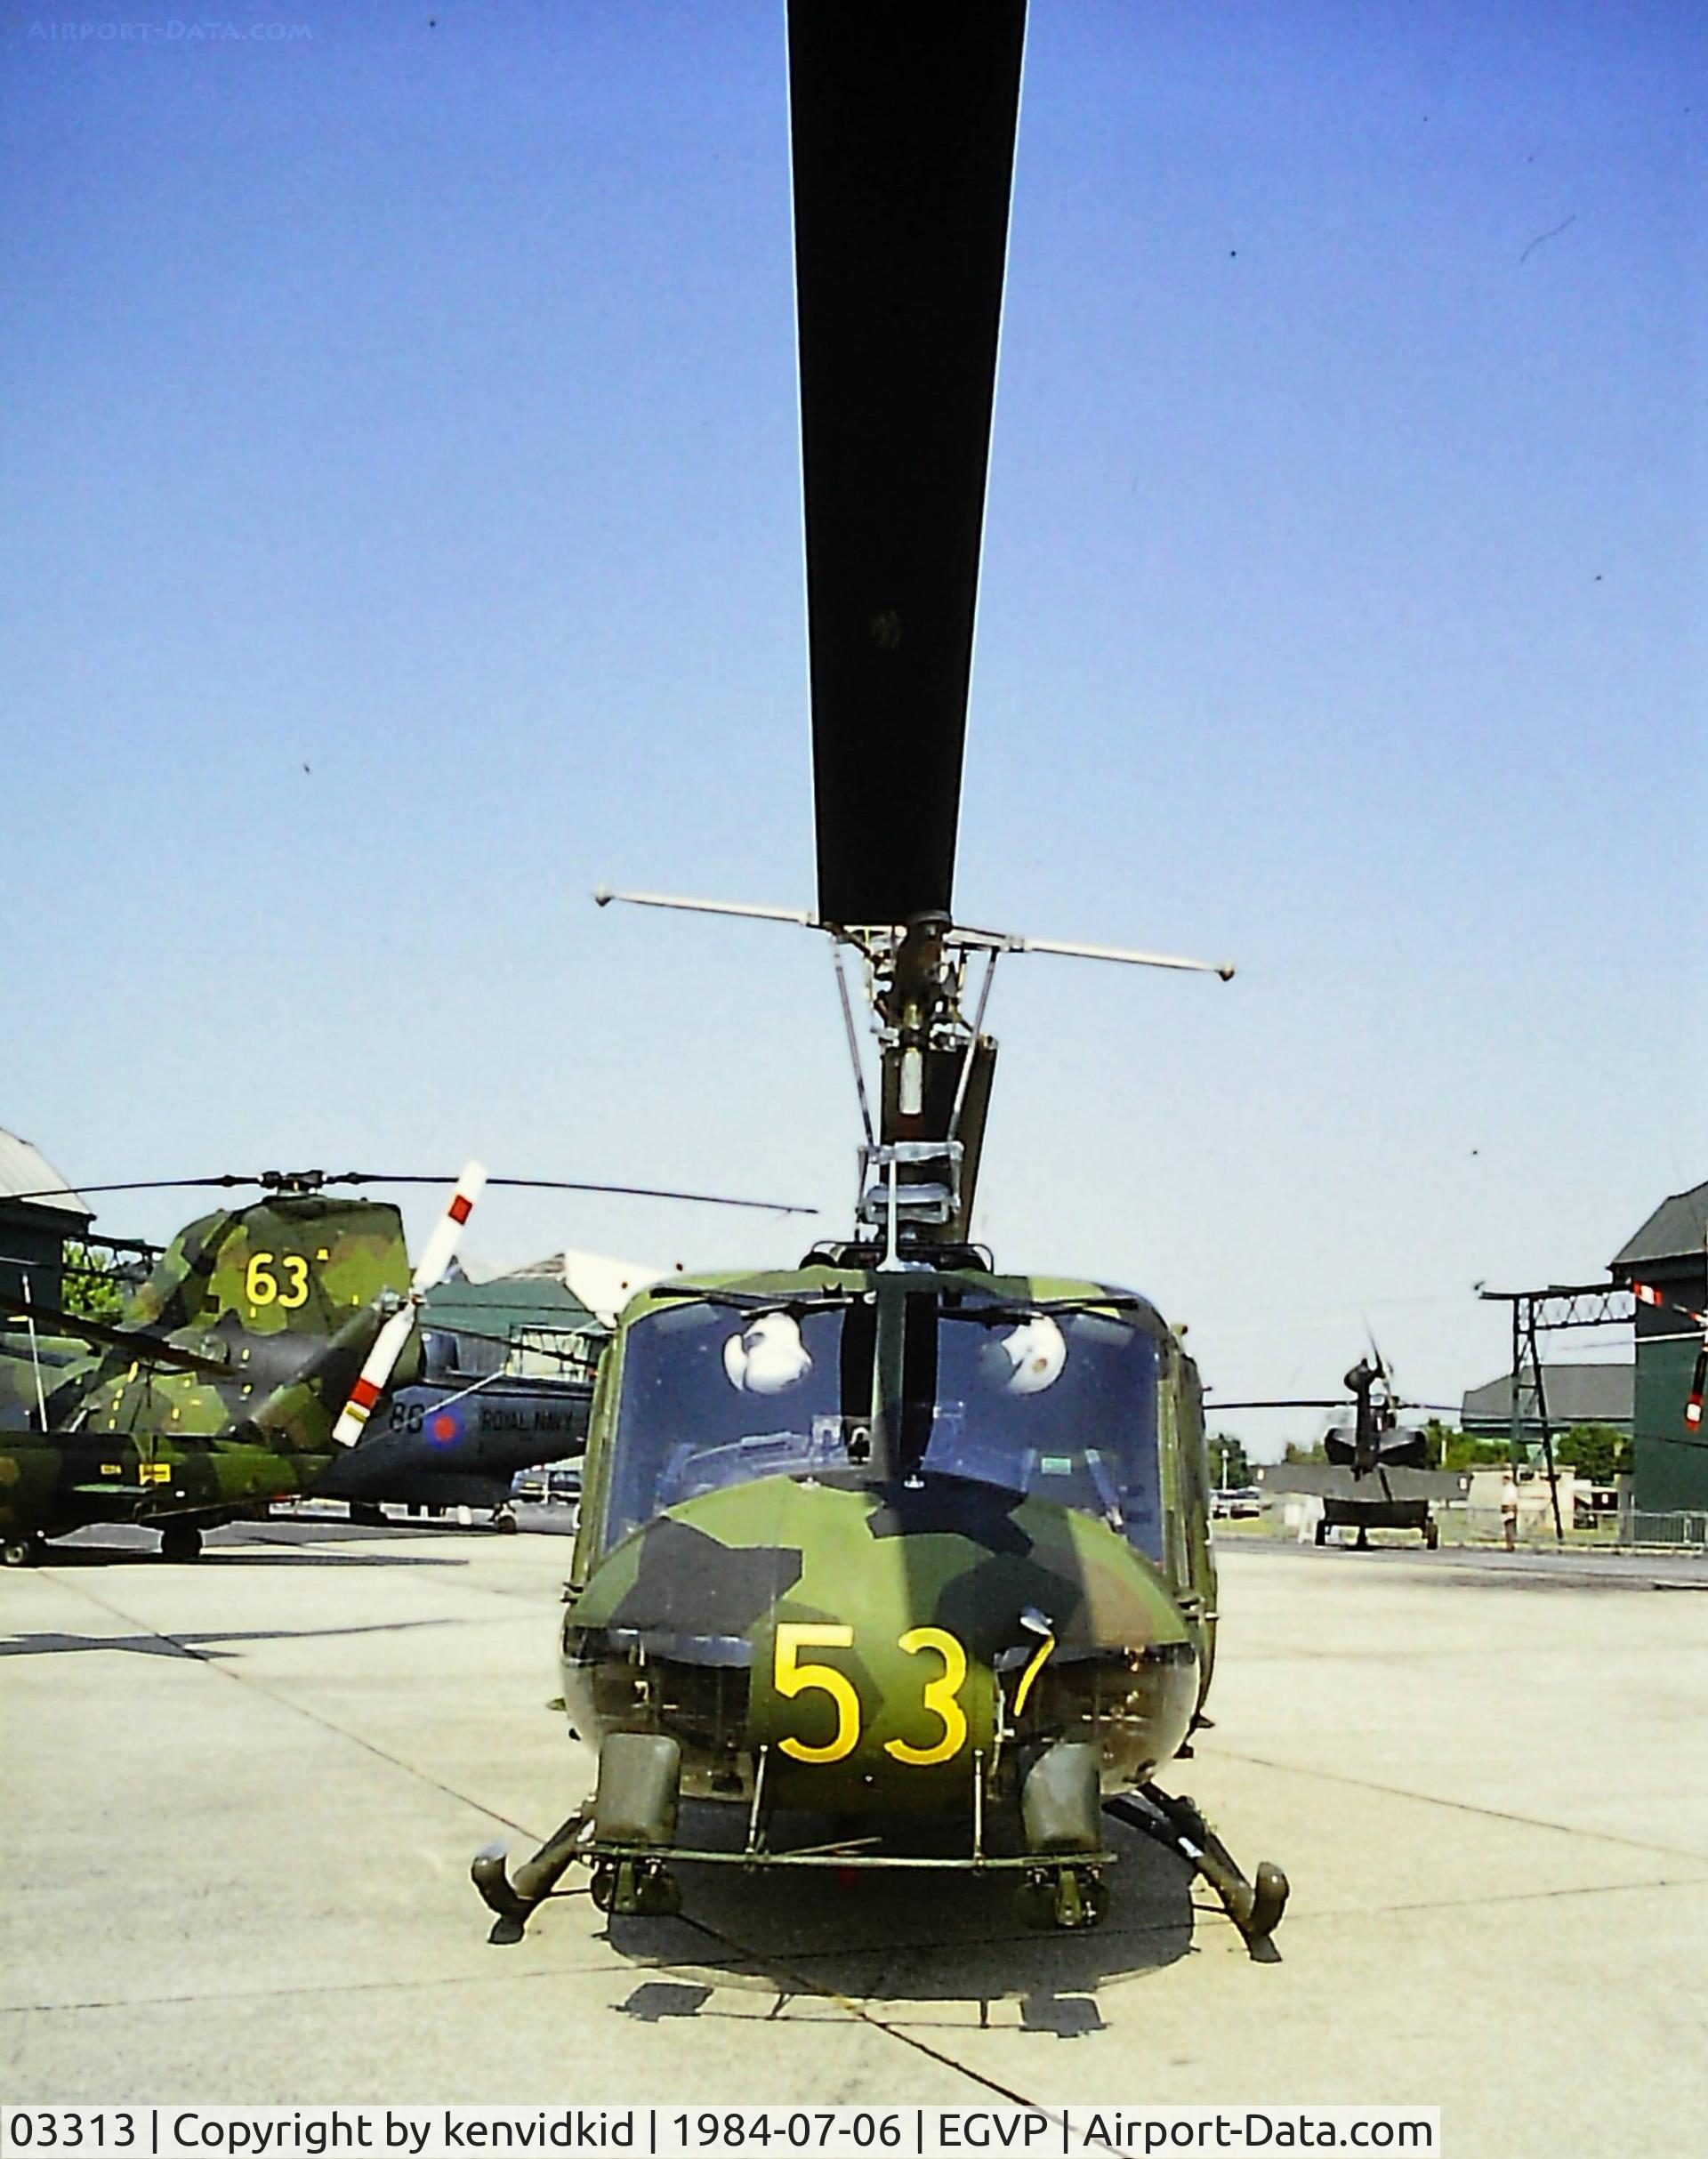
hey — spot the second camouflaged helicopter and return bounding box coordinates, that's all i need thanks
[472,3,1286,1948]
[1,1167,802,1562]
[0,1168,488,1565]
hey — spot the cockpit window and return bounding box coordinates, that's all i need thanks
[602,1299,866,1548]
[924,1306,1164,1559]
[599,1291,1164,1563]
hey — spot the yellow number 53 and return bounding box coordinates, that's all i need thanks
[772,1623,969,1768]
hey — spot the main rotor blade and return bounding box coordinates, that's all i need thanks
[1208,1396,1462,1415]
[790,0,1027,928]
[0,1177,254,1204]
[387,1176,816,1216]
[7,1173,814,1216]
[1204,1399,1347,1411]
[0,1173,381,1204]
[0,1303,231,1379]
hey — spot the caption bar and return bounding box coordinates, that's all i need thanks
[0,2108,1439,2156]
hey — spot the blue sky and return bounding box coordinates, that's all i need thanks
[4,1,1703,1450]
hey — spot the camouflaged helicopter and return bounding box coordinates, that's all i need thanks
[0,1168,488,1564]
[471,0,1288,1950]
[1,1167,802,1564]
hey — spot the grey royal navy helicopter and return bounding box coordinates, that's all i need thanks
[471,0,1288,1950]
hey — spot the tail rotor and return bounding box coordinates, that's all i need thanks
[332,1163,487,1447]
[1632,1281,1708,1436]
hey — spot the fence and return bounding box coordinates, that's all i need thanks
[1248,1498,1708,1551]
[1436,1504,1708,1551]
[1615,1510,1708,1551]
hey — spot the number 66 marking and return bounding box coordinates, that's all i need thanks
[772,1622,970,1767]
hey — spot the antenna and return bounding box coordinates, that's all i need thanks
[19,1277,49,1433]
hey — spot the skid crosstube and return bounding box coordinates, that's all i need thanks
[471,1820,1119,1936]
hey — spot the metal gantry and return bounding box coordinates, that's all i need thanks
[1476,1283,1635,1543]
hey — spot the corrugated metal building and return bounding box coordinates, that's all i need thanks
[0,1128,93,1309]
[422,1259,604,1379]
[1460,1362,1632,1443]
[1608,1180,1708,1512]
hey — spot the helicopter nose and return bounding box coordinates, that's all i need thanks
[562,1471,1200,1805]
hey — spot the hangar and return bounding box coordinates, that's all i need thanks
[1460,1362,1631,1446]
[1608,1180,1708,1513]
[0,1126,93,1309]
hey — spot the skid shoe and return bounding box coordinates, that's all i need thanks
[1106,1784,1289,1952]
[476,1734,689,1940]
[471,1805,593,1941]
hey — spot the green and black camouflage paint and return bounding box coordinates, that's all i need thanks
[0,1196,409,1544]
[560,1264,1216,1828]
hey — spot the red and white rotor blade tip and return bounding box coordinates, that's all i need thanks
[331,1161,487,1447]
[332,1306,416,1448]
[411,1160,487,1293]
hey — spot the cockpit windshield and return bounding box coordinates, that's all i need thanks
[600,1289,1164,1562]
[603,1299,866,1547]
[922,1306,1164,1560]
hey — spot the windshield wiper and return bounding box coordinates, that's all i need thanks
[649,1285,866,1316]
[938,1295,1142,1325]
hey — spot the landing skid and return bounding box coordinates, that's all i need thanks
[1104,1784,1288,1954]
[472,1805,692,1935]
[471,1813,1118,1939]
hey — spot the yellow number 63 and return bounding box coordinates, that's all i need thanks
[245,1253,311,1311]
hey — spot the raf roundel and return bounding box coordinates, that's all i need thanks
[428,1403,465,1447]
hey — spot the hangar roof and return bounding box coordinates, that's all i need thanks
[1462,1363,1632,1427]
[1612,1180,1708,1269]
[0,1129,92,1220]
[422,1270,599,1335]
